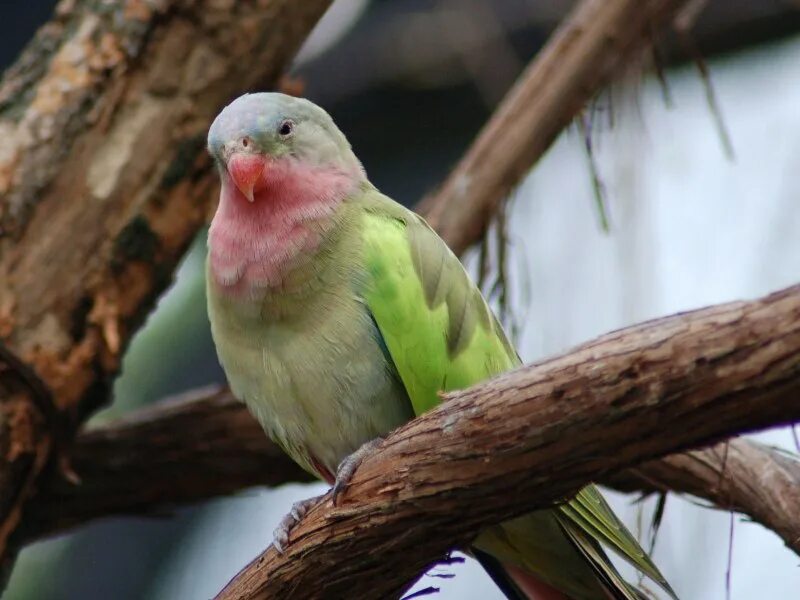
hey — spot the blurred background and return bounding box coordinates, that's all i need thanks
[3,1,800,598]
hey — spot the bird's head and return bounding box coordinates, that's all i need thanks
[207,92,363,203]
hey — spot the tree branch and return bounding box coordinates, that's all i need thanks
[208,284,800,599]
[418,0,691,254]
[0,0,331,574]
[607,438,800,554]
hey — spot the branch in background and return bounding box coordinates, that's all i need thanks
[0,0,331,574]
[417,0,691,255]
[608,439,800,554]
[212,284,800,599]
[21,388,800,558]
[19,387,311,542]
[303,1,800,108]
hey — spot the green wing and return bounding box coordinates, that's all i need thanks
[360,201,515,415]
[358,190,676,600]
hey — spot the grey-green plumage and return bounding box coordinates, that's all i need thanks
[206,92,677,600]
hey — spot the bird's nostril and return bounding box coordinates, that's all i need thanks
[222,141,237,160]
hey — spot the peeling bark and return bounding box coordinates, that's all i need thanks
[0,0,331,575]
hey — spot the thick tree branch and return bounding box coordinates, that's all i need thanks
[418,0,691,254]
[210,284,800,599]
[0,0,331,574]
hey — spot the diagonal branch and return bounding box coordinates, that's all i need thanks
[418,0,692,254]
[23,283,800,592]
[212,284,800,599]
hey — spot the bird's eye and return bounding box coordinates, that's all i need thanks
[240,136,251,148]
[278,120,294,137]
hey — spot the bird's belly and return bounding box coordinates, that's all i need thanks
[212,302,412,479]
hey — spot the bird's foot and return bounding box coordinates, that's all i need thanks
[272,495,322,554]
[331,437,384,505]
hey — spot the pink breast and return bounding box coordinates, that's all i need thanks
[208,157,358,297]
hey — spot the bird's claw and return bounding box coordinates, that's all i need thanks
[272,437,386,552]
[272,495,320,554]
[330,437,384,506]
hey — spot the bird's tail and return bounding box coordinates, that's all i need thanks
[472,495,677,600]
[473,549,571,600]
[473,512,607,600]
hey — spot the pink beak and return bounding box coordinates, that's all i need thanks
[227,153,266,202]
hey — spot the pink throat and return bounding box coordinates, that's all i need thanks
[208,156,358,297]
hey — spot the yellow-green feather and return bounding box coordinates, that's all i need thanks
[361,211,514,414]
[357,189,676,600]
[558,487,676,597]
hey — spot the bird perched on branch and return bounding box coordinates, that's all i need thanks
[205,92,677,600]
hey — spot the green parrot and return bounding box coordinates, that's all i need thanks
[205,92,677,600]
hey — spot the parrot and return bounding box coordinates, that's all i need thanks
[205,92,678,600]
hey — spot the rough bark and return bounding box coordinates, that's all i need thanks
[418,0,691,255]
[211,284,800,600]
[0,0,331,575]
